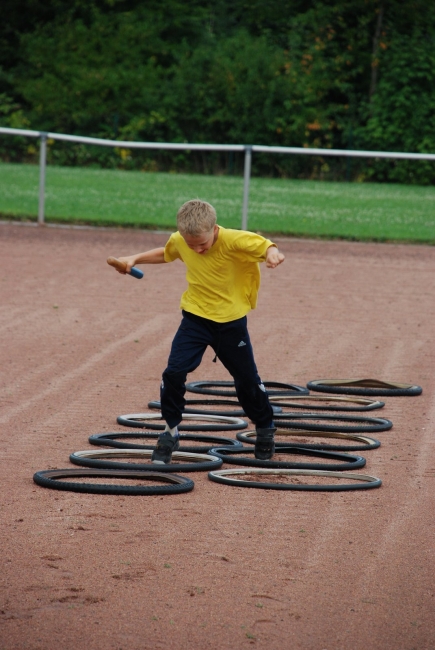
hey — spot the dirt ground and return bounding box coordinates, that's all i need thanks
[1,221,434,650]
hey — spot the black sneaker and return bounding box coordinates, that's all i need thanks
[255,426,276,460]
[151,430,180,464]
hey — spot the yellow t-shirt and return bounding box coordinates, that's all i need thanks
[164,226,275,322]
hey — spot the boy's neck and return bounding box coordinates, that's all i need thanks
[212,225,219,245]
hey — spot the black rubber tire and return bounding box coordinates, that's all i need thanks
[89,432,243,453]
[116,412,247,431]
[208,446,366,471]
[307,379,422,397]
[208,468,382,491]
[269,396,385,412]
[33,468,194,495]
[236,429,381,452]
[185,380,309,397]
[69,449,223,473]
[272,413,392,433]
[147,399,283,417]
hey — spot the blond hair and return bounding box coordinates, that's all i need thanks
[176,199,216,236]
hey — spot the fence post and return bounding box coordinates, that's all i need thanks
[38,133,47,225]
[241,145,252,230]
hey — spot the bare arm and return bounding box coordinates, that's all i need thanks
[116,247,166,273]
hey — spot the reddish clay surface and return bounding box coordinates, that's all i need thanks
[1,222,434,650]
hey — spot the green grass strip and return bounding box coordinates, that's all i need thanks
[0,162,434,243]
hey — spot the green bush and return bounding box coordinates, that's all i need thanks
[0,0,434,183]
[359,28,435,184]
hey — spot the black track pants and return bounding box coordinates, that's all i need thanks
[160,311,274,429]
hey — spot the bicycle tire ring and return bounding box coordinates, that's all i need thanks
[236,429,381,452]
[33,468,194,495]
[208,446,366,471]
[272,413,392,433]
[148,398,245,417]
[186,380,309,397]
[147,399,283,417]
[307,379,422,397]
[208,468,382,491]
[269,395,385,412]
[89,432,243,453]
[69,449,223,473]
[116,412,248,431]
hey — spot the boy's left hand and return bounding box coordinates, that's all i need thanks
[266,246,285,268]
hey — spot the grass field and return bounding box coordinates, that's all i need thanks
[0,161,434,242]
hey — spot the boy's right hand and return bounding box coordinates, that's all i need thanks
[117,256,136,274]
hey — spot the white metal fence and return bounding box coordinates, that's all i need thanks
[1,125,434,230]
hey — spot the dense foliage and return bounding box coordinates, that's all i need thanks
[1,0,434,182]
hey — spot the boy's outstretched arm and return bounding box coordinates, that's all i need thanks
[116,247,166,273]
[266,245,285,269]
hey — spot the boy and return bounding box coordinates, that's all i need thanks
[116,199,285,463]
